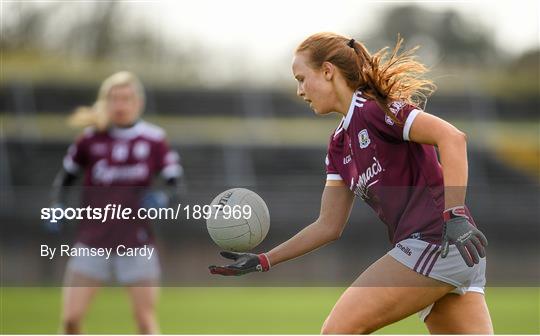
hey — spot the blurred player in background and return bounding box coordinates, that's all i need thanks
[46,71,183,334]
[210,33,492,334]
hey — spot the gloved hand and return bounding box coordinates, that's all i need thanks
[441,205,488,267]
[209,251,271,276]
[43,202,65,233]
[141,191,169,210]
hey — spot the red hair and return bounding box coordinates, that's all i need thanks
[296,32,435,124]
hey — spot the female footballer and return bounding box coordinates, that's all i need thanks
[210,33,492,334]
[47,71,182,334]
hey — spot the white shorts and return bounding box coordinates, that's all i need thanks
[65,243,161,284]
[388,238,486,322]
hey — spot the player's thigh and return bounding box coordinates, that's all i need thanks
[115,247,161,285]
[323,254,453,334]
[62,271,102,319]
[425,291,493,334]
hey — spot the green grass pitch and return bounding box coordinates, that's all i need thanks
[1,287,538,334]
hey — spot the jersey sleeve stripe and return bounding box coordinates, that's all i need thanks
[326,174,343,181]
[403,108,421,141]
[63,157,80,174]
[161,164,183,179]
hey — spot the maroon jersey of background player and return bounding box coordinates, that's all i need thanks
[63,120,182,248]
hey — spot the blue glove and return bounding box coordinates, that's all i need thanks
[43,203,65,233]
[141,191,169,210]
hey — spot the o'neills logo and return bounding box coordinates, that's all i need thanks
[92,159,149,184]
[352,156,383,199]
[218,190,234,207]
[396,243,412,256]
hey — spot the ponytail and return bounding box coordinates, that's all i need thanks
[68,71,145,131]
[296,33,436,125]
[68,101,108,131]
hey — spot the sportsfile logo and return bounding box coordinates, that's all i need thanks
[396,243,412,256]
[41,203,252,222]
[41,203,183,223]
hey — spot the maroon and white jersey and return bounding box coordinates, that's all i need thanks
[63,120,182,248]
[325,91,474,245]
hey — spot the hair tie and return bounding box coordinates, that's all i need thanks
[347,38,355,48]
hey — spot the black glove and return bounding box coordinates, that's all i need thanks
[441,206,488,267]
[209,251,271,276]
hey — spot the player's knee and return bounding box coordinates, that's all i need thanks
[321,317,373,334]
[321,324,371,334]
[134,309,158,334]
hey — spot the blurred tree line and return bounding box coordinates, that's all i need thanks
[2,2,538,93]
[363,5,498,64]
[3,2,158,60]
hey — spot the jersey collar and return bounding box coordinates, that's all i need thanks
[343,90,366,130]
[110,121,143,139]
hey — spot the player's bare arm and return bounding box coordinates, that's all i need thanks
[209,183,354,275]
[409,111,487,265]
[408,111,468,208]
[265,183,354,267]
